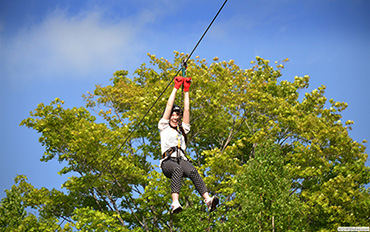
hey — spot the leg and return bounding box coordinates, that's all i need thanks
[161,159,184,213]
[202,192,211,201]
[161,159,184,194]
[179,160,208,196]
[172,192,179,202]
[180,160,219,212]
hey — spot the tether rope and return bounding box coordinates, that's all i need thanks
[55,0,228,230]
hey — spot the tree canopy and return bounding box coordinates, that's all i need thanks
[1,52,369,231]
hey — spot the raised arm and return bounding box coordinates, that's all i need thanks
[182,77,192,124]
[162,76,183,120]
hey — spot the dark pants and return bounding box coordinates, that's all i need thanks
[161,158,208,196]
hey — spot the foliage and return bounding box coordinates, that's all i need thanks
[232,141,306,231]
[0,175,71,232]
[1,52,369,231]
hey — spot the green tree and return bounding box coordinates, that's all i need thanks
[232,141,306,231]
[0,175,72,232]
[1,52,368,231]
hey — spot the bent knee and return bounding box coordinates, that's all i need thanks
[189,167,198,175]
[174,166,184,173]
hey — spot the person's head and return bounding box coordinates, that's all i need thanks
[169,105,182,128]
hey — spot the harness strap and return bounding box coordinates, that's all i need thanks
[162,146,186,160]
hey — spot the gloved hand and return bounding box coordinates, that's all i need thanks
[174,76,183,89]
[184,77,192,92]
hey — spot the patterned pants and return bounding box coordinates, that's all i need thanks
[161,158,208,196]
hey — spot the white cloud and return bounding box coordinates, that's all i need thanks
[1,8,150,84]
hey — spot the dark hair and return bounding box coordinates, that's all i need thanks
[178,124,188,145]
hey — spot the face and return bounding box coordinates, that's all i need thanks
[169,111,181,127]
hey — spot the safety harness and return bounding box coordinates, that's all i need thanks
[162,119,190,164]
[162,146,186,160]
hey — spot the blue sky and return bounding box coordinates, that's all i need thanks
[1,0,369,199]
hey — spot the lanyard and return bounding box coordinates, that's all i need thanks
[177,125,182,149]
[176,125,182,160]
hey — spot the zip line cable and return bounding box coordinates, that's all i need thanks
[184,0,228,65]
[55,0,228,230]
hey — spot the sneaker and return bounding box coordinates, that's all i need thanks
[171,201,183,214]
[206,196,219,212]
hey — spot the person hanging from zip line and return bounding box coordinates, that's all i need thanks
[158,75,219,214]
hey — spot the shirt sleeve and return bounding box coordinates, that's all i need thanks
[182,122,190,134]
[158,118,169,131]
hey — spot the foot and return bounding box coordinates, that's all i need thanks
[171,201,183,214]
[206,196,219,212]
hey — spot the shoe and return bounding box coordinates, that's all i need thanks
[171,201,183,214]
[206,196,219,212]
